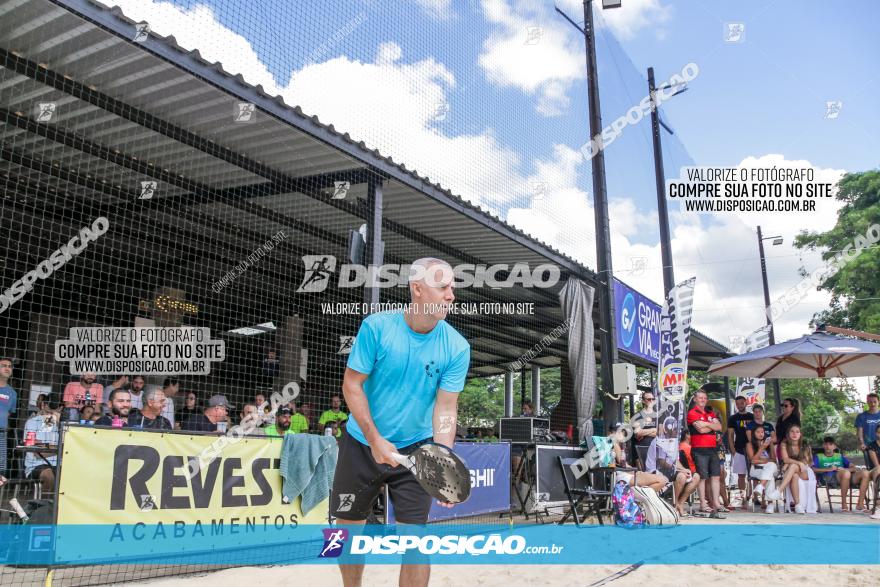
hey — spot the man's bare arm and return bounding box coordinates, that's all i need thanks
[693,421,712,432]
[341,368,397,466]
[433,389,459,448]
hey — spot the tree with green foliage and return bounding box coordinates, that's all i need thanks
[794,170,880,330]
[457,376,504,428]
[456,367,564,429]
[779,378,860,449]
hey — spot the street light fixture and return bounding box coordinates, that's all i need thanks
[757,226,783,410]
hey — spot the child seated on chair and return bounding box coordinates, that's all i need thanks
[812,436,870,513]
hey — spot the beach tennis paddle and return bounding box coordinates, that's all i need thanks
[391,443,471,504]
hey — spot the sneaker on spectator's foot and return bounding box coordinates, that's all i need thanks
[870,510,880,520]
[765,503,775,514]
[795,504,806,514]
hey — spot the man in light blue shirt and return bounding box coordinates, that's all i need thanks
[331,258,469,587]
[23,402,59,493]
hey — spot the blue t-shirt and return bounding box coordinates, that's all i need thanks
[346,311,470,448]
[855,410,880,443]
[0,384,17,429]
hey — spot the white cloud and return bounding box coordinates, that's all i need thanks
[477,0,583,116]
[102,1,531,210]
[105,0,281,92]
[508,152,848,349]
[99,2,854,368]
[476,0,671,116]
[587,0,672,41]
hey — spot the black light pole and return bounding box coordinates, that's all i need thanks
[757,225,783,411]
[557,0,621,425]
[647,67,686,297]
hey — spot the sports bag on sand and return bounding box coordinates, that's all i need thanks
[631,486,679,526]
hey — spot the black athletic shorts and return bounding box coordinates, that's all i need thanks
[865,442,880,468]
[692,447,721,479]
[27,464,53,480]
[330,430,433,523]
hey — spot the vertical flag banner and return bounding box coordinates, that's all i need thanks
[734,325,772,413]
[656,278,696,441]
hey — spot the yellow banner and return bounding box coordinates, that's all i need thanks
[57,426,329,526]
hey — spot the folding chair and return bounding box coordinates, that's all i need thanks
[557,456,612,526]
[0,478,42,524]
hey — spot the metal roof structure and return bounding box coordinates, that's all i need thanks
[0,0,728,378]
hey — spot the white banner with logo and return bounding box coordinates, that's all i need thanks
[656,278,696,441]
[734,325,772,413]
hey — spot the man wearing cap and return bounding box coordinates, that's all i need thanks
[265,406,294,437]
[181,395,231,433]
[727,394,755,507]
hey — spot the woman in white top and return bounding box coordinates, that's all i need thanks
[746,425,777,513]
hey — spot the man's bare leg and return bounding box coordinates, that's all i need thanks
[399,562,430,587]
[677,474,701,514]
[336,518,366,587]
[854,470,869,510]
[837,469,852,510]
[710,477,721,510]
[697,479,708,511]
[673,472,686,509]
[39,468,55,494]
[398,522,430,587]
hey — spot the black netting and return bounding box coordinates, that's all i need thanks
[0,0,726,584]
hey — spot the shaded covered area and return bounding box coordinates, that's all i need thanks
[0,0,728,437]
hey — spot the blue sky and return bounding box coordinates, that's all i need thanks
[154,1,879,238]
[620,0,879,171]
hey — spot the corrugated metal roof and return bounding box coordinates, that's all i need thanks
[0,0,729,368]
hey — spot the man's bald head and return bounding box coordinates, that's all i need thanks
[407,257,455,318]
[408,258,454,292]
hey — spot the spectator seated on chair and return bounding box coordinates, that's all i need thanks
[22,398,60,493]
[130,388,173,430]
[679,430,696,475]
[607,424,665,493]
[745,424,778,513]
[774,424,817,514]
[94,389,133,427]
[812,435,870,513]
[78,404,95,424]
[646,436,700,517]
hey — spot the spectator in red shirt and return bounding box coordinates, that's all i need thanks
[687,387,724,517]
